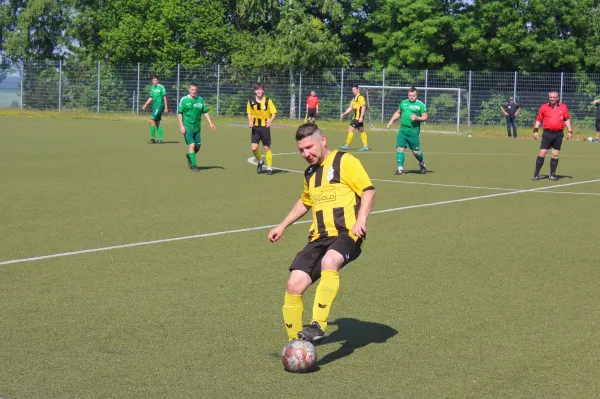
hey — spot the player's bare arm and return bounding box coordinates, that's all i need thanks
[340,105,353,120]
[266,113,277,128]
[352,189,376,238]
[593,100,600,105]
[204,113,216,131]
[247,113,254,128]
[178,113,186,134]
[316,104,319,114]
[533,120,542,139]
[386,110,401,128]
[268,199,311,243]
[411,112,428,122]
[163,96,168,113]
[565,119,573,140]
[142,97,152,111]
[500,106,508,116]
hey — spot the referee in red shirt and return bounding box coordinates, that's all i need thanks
[532,91,573,180]
[306,91,319,123]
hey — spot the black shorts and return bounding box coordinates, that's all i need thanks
[289,235,362,282]
[350,119,364,129]
[540,130,564,151]
[307,108,317,118]
[595,119,600,132]
[251,126,271,146]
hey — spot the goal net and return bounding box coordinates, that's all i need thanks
[361,85,464,134]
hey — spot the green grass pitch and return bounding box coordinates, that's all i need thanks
[1,113,600,397]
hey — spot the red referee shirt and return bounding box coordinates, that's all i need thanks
[536,102,570,131]
[306,96,319,108]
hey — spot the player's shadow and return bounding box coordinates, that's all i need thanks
[404,169,435,174]
[317,318,398,366]
[263,169,289,175]
[538,174,573,180]
[156,141,180,144]
[197,166,225,171]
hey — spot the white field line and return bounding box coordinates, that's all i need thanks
[248,155,600,196]
[1,177,599,266]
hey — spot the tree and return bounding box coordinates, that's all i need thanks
[367,0,465,69]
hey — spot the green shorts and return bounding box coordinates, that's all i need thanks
[150,107,164,122]
[184,131,201,146]
[396,129,421,151]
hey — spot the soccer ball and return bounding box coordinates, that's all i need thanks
[281,339,317,373]
[588,137,594,142]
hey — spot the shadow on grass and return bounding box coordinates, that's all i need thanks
[404,169,434,175]
[537,174,573,180]
[197,165,225,171]
[317,318,398,366]
[263,169,289,175]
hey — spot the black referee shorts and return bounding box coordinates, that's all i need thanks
[307,108,317,118]
[289,235,362,282]
[595,119,600,132]
[540,130,564,151]
[251,126,271,146]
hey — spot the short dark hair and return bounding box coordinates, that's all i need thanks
[408,87,417,93]
[152,75,159,80]
[189,82,198,88]
[296,123,321,141]
[255,83,265,90]
[352,84,359,90]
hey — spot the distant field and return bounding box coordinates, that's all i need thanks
[1,114,600,397]
[0,88,20,108]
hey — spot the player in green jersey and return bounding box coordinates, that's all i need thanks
[386,87,428,175]
[177,83,216,172]
[142,75,168,144]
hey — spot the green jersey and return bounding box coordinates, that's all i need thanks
[149,84,167,110]
[178,95,209,133]
[399,99,427,134]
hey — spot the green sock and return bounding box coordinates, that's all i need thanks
[396,151,405,168]
[157,126,163,141]
[415,151,424,163]
[150,125,156,139]
[189,152,197,166]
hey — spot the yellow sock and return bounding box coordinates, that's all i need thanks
[283,292,304,341]
[345,131,354,146]
[312,270,340,331]
[360,131,368,147]
[252,149,261,162]
[266,149,273,168]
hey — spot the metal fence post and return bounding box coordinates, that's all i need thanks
[58,60,62,112]
[424,69,429,107]
[136,63,140,114]
[176,63,180,107]
[97,61,100,113]
[20,61,23,110]
[513,71,518,101]
[216,64,220,117]
[467,70,472,128]
[132,91,135,114]
[298,71,302,119]
[560,72,564,101]
[339,68,344,118]
[456,88,461,134]
[381,68,386,123]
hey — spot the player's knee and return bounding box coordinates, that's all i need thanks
[413,150,420,155]
[397,147,404,152]
[286,278,308,295]
[264,146,271,152]
[320,253,343,271]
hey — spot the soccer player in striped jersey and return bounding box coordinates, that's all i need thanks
[247,83,278,175]
[268,123,376,342]
[339,85,370,151]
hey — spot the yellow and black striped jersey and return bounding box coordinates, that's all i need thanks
[351,95,366,119]
[301,150,374,242]
[247,96,277,126]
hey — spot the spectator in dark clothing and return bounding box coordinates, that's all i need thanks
[501,97,520,138]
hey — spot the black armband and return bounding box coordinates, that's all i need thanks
[533,127,539,133]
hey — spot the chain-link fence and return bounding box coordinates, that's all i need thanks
[2,61,600,131]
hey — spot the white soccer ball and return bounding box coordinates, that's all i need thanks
[588,137,594,142]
